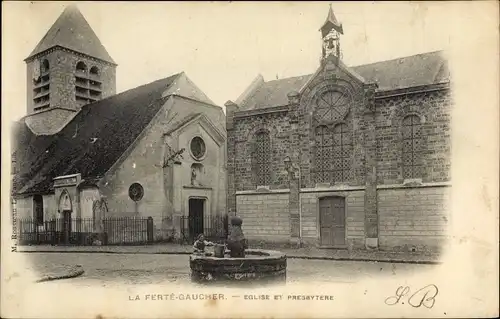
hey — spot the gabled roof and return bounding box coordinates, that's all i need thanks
[164,112,226,146]
[12,73,181,195]
[26,4,115,64]
[236,51,449,111]
[164,113,201,136]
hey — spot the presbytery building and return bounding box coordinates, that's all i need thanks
[225,6,451,252]
[11,5,227,242]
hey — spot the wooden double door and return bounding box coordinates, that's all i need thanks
[319,197,346,247]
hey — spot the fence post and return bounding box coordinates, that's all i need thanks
[146,217,154,243]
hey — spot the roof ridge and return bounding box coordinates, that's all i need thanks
[259,50,445,84]
[351,50,444,68]
[82,73,183,108]
[264,73,313,84]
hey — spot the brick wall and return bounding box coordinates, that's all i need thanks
[236,192,290,241]
[378,186,450,252]
[300,190,365,248]
[375,89,451,184]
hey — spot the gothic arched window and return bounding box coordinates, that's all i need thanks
[332,123,352,183]
[252,130,271,186]
[314,124,352,184]
[314,125,332,183]
[402,115,423,179]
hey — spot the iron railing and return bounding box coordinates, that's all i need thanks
[17,216,154,246]
[180,214,228,244]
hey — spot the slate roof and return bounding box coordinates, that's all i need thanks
[238,51,449,110]
[26,5,115,64]
[12,74,181,195]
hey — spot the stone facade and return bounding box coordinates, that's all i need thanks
[24,47,116,135]
[96,96,226,240]
[15,95,227,241]
[13,6,227,244]
[226,9,451,252]
[228,80,451,251]
[26,48,116,114]
[377,185,450,252]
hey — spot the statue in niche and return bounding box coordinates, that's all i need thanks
[190,163,204,187]
[191,167,197,186]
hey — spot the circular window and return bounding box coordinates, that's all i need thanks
[190,136,206,160]
[128,183,144,202]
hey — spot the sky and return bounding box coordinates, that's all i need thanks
[1,1,457,121]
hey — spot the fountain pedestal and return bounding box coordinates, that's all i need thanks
[190,249,287,284]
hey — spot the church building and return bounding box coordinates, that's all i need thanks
[11,5,227,243]
[225,6,451,252]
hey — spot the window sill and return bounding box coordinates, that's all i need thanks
[256,185,270,191]
[236,188,290,195]
[377,181,451,190]
[403,178,423,186]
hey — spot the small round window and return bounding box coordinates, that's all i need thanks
[190,136,206,160]
[128,183,144,202]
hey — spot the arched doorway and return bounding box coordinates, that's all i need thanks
[59,190,73,244]
[319,196,346,247]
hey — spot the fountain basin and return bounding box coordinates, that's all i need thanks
[190,249,287,284]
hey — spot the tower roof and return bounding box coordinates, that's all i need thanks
[320,4,343,37]
[26,4,116,64]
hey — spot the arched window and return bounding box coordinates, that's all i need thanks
[33,195,44,226]
[76,61,87,73]
[314,125,332,183]
[89,66,99,76]
[332,123,352,183]
[402,115,423,179]
[252,130,271,186]
[314,123,352,184]
[41,59,50,73]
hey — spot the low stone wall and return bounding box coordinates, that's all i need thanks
[378,186,450,252]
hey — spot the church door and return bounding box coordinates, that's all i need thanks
[319,197,346,247]
[188,198,205,240]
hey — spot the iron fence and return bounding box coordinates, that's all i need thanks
[180,214,228,244]
[17,216,153,246]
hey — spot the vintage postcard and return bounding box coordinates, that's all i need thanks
[1,1,498,318]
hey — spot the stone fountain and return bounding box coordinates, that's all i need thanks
[189,217,287,284]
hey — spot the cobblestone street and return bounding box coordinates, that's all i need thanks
[21,252,437,287]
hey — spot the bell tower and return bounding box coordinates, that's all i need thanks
[23,4,117,135]
[320,4,344,62]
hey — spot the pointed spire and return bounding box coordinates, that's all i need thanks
[26,4,115,64]
[320,4,343,37]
